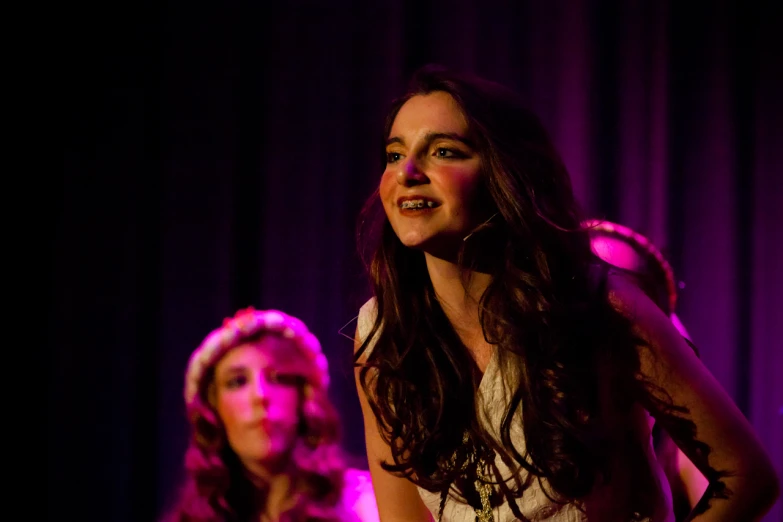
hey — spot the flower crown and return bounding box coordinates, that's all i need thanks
[184,307,329,404]
[584,219,678,314]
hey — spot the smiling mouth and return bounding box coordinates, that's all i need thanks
[399,199,440,209]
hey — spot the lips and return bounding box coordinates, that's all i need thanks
[250,417,271,430]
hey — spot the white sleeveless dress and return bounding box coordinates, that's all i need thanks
[357,298,665,522]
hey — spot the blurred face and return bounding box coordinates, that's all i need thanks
[213,337,303,473]
[381,92,486,259]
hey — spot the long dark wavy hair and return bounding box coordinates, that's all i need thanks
[165,331,346,522]
[355,66,716,517]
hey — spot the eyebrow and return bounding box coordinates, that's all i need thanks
[218,365,248,377]
[386,132,475,149]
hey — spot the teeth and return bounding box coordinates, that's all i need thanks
[401,199,436,209]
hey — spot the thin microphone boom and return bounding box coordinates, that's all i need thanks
[463,212,500,242]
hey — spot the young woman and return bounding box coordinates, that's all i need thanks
[586,219,710,520]
[353,66,778,521]
[165,308,378,522]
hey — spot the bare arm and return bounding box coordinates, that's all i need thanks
[664,314,711,511]
[354,327,433,522]
[607,274,780,520]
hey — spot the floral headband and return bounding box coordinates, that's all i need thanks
[184,307,329,404]
[584,219,678,315]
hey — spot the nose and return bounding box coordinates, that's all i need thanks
[396,157,428,187]
[251,375,269,403]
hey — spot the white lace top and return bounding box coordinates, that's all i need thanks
[357,298,665,522]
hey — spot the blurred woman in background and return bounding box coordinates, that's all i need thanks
[165,308,378,522]
[587,220,709,520]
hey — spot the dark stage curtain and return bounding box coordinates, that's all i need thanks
[55,1,781,520]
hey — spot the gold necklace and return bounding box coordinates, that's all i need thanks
[437,431,494,522]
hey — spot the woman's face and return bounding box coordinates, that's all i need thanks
[381,91,485,259]
[213,337,302,473]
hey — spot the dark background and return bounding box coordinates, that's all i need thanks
[55,1,782,520]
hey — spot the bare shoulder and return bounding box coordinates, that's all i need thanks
[604,270,684,359]
[604,270,654,319]
[351,298,432,521]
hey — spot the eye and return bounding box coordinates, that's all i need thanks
[266,369,281,384]
[386,151,403,164]
[266,369,301,387]
[434,147,460,158]
[225,375,247,389]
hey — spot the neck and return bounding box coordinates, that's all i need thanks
[261,474,294,521]
[424,253,492,338]
[244,462,295,522]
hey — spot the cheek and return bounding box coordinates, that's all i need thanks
[216,396,246,430]
[267,392,301,439]
[273,390,301,422]
[441,170,483,210]
[379,170,396,204]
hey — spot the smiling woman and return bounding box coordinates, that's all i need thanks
[352,65,779,522]
[163,308,379,522]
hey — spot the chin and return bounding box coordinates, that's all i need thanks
[241,448,271,464]
[398,236,429,249]
[394,229,431,248]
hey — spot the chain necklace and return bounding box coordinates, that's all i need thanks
[437,431,494,522]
